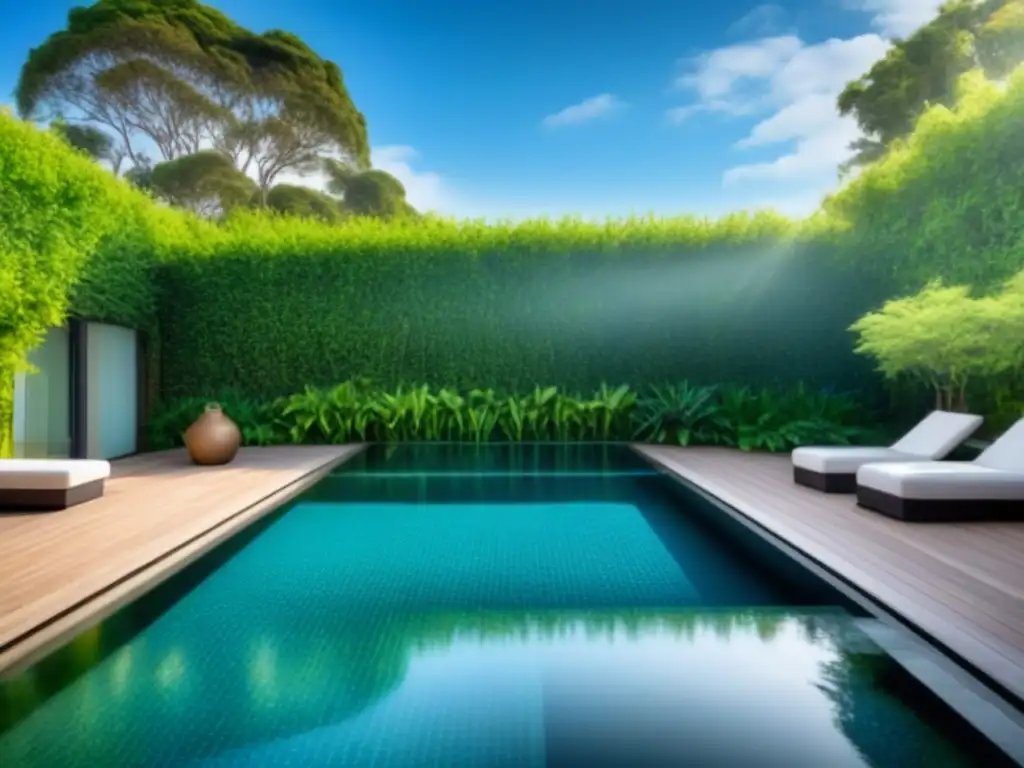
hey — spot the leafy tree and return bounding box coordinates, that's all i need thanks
[15,0,370,198]
[838,1,979,165]
[323,158,418,219]
[849,280,1020,411]
[149,150,256,217]
[262,184,343,222]
[837,0,1024,167]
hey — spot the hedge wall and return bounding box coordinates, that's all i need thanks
[156,212,885,399]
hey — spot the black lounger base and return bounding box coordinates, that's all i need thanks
[0,479,106,512]
[857,486,1024,522]
[793,467,857,494]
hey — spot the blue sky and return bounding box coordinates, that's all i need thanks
[0,0,943,219]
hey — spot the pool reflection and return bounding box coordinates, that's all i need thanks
[0,609,987,768]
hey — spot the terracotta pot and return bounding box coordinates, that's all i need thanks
[184,403,242,466]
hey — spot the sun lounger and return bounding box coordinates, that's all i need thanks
[0,459,111,511]
[856,417,1024,522]
[791,410,983,493]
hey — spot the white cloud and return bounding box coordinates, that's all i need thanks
[541,94,625,128]
[844,0,946,38]
[674,35,803,101]
[665,0,946,208]
[670,32,890,193]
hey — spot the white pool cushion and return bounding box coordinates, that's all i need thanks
[792,446,910,474]
[0,459,111,491]
[791,410,983,486]
[856,417,1024,516]
[888,410,986,458]
[857,462,1024,501]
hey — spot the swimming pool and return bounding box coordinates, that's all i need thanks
[0,444,1013,767]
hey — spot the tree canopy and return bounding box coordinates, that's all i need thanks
[323,158,418,219]
[16,0,369,195]
[838,0,1024,167]
[149,150,256,217]
[262,184,343,222]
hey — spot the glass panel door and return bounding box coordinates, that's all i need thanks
[13,327,71,458]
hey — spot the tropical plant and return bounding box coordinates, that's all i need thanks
[149,381,868,451]
[714,386,865,452]
[593,383,637,440]
[631,383,724,446]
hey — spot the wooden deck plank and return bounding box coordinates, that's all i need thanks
[633,445,1024,705]
[0,445,362,664]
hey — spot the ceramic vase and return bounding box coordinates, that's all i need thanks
[184,403,242,466]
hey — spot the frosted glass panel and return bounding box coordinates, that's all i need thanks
[14,328,71,458]
[86,323,138,459]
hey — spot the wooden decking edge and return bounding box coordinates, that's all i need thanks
[0,444,365,677]
[629,442,1024,719]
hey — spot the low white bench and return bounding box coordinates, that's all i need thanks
[0,459,111,511]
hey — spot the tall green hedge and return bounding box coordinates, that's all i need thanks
[156,211,884,399]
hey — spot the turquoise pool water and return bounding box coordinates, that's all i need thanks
[0,444,1009,767]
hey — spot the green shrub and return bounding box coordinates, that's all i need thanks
[850,275,1024,412]
[148,380,870,452]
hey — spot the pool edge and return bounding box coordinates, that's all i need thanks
[631,443,1024,765]
[0,444,367,678]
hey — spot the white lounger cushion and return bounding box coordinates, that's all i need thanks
[888,410,984,457]
[792,446,911,474]
[791,410,982,475]
[857,417,1024,500]
[857,462,1024,500]
[974,417,1024,473]
[0,459,111,491]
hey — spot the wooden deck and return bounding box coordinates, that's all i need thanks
[635,445,1024,707]
[0,445,363,674]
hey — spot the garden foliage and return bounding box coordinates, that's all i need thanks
[6,64,1024,448]
[147,381,870,452]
